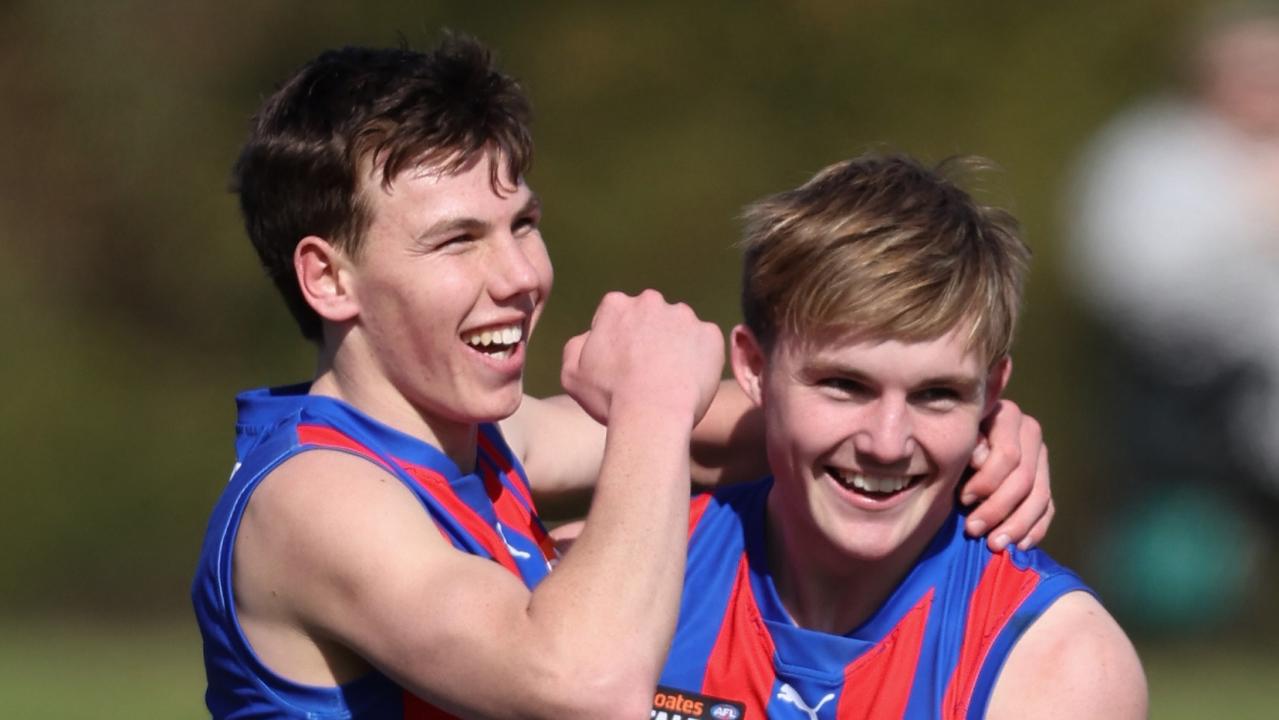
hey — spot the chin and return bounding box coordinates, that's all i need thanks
[831,528,912,563]
[474,384,525,423]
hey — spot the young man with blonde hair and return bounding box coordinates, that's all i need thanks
[655,154,1146,718]
[193,37,1056,718]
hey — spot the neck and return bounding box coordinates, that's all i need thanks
[311,343,479,473]
[764,490,944,635]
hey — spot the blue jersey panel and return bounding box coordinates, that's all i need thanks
[656,477,1094,719]
[193,385,552,719]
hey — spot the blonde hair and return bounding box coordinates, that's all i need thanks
[739,154,1030,366]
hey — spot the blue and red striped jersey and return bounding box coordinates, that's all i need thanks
[657,478,1091,720]
[192,385,556,719]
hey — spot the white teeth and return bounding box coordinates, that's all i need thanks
[830,469,911,494]
[465,324,523,350]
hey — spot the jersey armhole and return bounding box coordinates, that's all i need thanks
[965,577,1096,719]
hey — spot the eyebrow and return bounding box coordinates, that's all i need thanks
[418,216,487,242]
[807,362,982,393]
[416,192,542,243]
[915,374,984,397]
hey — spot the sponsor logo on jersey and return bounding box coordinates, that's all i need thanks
[709,703,741,720]
[651,687,744,720]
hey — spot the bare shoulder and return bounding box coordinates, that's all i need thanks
[234,450,443,631]
[234,448,563,707]
[236,448,475,619]
[232,449,439,682]
[238,448,425,555]
[987,591,1148,720]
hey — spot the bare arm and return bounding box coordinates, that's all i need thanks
[505,379,765,516]
[236,290,724,718]
[986,591,1148,719]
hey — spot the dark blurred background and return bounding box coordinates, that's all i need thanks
[1,1,1275,716]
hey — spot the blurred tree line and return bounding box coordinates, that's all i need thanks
[0,0,1230,621]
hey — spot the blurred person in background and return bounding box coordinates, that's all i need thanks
[1065,4,1279,633]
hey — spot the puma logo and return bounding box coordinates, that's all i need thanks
[497,524,532,560]
[776,683,834,720]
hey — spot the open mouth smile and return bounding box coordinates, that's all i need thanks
[463,322,523,360]
[824,465,923,500]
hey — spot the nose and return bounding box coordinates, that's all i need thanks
[851,395,916,464]
[490,234,547,302]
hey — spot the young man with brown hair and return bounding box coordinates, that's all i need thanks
[656,154,1146,718]
[193,38,1055,719]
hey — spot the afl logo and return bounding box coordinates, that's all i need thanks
[709,704,740,720]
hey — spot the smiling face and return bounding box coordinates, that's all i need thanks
[732,323,1009,568]
[339,153,552,433]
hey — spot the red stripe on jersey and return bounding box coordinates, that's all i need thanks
[942,553,1039,718]
[475,435,556,562]
[478,460,557,562]
[836,589,934,719]
[476,432,534,506]
[700,554,777,715]
[296,424,397,475]
[688,494,714,537]
[402,690,458,719]
[396,460,522,577]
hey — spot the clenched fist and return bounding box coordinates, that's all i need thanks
[561,290,725,428]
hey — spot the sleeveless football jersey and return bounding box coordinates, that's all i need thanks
[656,478,1091,720]
[193,385,557,719]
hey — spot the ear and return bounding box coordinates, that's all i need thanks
[295,236,359,324]
[982,356,1013,418]
[729,324,768,407]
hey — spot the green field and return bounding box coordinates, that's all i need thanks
[1143,641,1279,720]
[1,618,1275,718]
[0,619,205,719]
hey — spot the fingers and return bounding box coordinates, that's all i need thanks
[589,290,629,327]
[559,332,587,395]
[979,468,1050,552]
[963,404,1048,551]
[1021,495,1055,551]
[561,331,611,424]
[969,434,991,470]
[561,333,586,378]
[560,290,724,424]
[960,399,1024,506]
[967,425,1051,552]
[1006,447,1053,551]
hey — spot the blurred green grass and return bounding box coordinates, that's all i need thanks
[1144,642,1279,720]
[0,618,1274,719]
[0,619,205,719]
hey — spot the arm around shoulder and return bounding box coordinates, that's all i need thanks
[505,377,768,509]
[987,591,1147,720]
